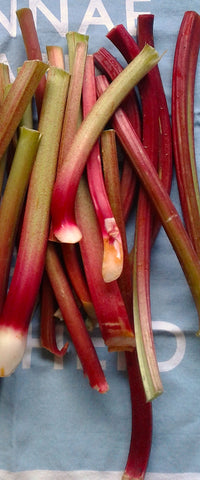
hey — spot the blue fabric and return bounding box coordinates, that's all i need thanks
[0,1,200,478]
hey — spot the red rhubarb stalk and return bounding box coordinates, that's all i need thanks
[16,8,47,116]
[40,271,69,357]
[96,75,200,333]
[94,46,141,221]
[0,60,48,159]
[51,44,160,243]
[172,11,200,257]
[45,242,109,393]
[0,126,41,314]
[75,177,135,352]
[101,128,152,479]
[0,67,69,377]
[82,54,124,282]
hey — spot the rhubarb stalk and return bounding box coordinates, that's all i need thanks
[0,60,48,159]
[45,242,109,393]
[51,44,161,242]
[96,75,200,333]
[0,67,69,376]
[172,11,200,257]
[16,8,47,116]
[82,54,123,282]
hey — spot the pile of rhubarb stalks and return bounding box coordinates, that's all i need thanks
[0,7,200,479]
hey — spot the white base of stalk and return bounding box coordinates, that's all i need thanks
[54,222,82,243]
[0,326,27,376]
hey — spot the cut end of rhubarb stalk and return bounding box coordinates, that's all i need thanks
[102,217,124,282]
[0,326,27,376]
[54,222,82,244]
[107,335,135,352]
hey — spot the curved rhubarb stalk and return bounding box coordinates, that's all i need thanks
[75,177,135,352]
[96,75,200,333]
[94,46,141,220]
[101,128,152,479]
[51,44,161,243]
[82,54,123,282]
[172,11,200,257]
[0,59,48,159]
[0,126,41,314]
[0,67,69,377]
[45,242,109,393]
[16,8,47,116]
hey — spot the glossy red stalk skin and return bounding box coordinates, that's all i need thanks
[75,177,135,352]
[82,54,123,282]
[0,60,48,159]
[40,271,69,357]
[172,11,200,257]
[96,75,200,329]
[16,8,46,116]
[94,46,141,220]
[101,129,152,479]
[45,243,109,393]
[0,67,69,334]
[137,14,173,242]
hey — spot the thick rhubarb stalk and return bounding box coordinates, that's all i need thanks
[96,75,200,332]
[0,67,69,377]
[172,11,200,257]
[45,242,109,393]
[82,55,123,282]
[46,45,65,69]
[0,126,41,314]
[94,46,141,221]
[75,177,135,352]
[137,15,173,242]
[40,271,69,357]
[51,44,161,242]
[101,128,152,479]
[0,60,48,159]
[56,37,88,174]
[16,8,47,116]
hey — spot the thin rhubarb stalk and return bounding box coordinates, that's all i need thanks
[101,129,152,479]
[75,176,135,352]
[0,64,10,197]
[0,60,48,160]
[96,75,200,333]
[16,8,47,116]
[0,67,69,377]
[172,11,200,257]
[46,45,65,69]
[100,129,132,318]
[61,243,97,325]
[0,126,41,314]
[56,38,88,173]
[45,242,109,393]
[51,44,161,243]
[94,46,141,221]
[137,14,173,242]
[40,271,69,357]
[82,54,123,282]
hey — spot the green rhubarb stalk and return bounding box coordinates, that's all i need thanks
[0,126,41,314]
[66,31,89,74]
[0,67,69,377]
[51,44,161,243]
[0,60,48,159]
[0,63,10,197]
[57,37,88,172]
